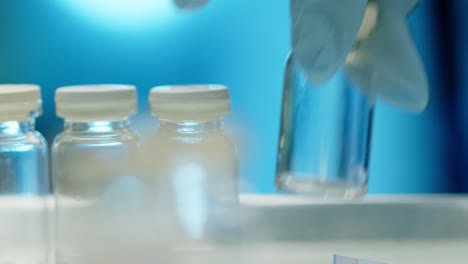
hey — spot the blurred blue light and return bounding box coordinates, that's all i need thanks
[59,0,175,31]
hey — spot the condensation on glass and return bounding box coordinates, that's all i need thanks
[148,85,239,263]
[51,85,154,264]
[0,84,50,264]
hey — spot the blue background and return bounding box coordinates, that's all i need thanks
[0,0,466,193]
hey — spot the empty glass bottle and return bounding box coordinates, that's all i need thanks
[52,85,151,264]
[148,84,239,263]
[0,84,50,264]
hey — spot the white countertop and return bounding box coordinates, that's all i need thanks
[1,195,468,264]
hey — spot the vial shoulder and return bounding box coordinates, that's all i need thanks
[0,130,47,147]
[152,131,236,156]
[52,129,139,148]
[155,130,232,144]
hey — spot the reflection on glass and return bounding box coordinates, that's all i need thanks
[0,119,50,264]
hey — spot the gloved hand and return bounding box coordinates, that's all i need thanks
[173,0,430,113]
[291,0,429,112]
[290,0,369,85]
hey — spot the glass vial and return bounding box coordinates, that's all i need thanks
[0,84,50,264]
[52,85,146,264]
[148,85,238,263]
[276,52,375,199]
[276,1,379,199]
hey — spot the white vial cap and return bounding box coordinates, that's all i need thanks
[0,84,42,121]
[150,84,231,121]
[55,84,137,121]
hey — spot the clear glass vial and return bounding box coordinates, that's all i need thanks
[149,85,238,257]
[276,55,374,199]
[0,84,50,264]
[276,4,378,199]
[52,85,146,264]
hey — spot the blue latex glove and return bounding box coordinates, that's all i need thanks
[292,0,429,112]
[290,0,369,85]
[174,0,430,112]
[367,0,429,112]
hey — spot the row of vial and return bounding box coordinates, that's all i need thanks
[0,84,238,264]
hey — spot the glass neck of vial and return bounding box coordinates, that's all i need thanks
[64,119,130,134]
[158,119,224,134]
[0,119,35,137]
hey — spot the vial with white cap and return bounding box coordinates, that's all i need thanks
[52,85,147,264]
[0,84,50,264]
[148,84,238,256]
